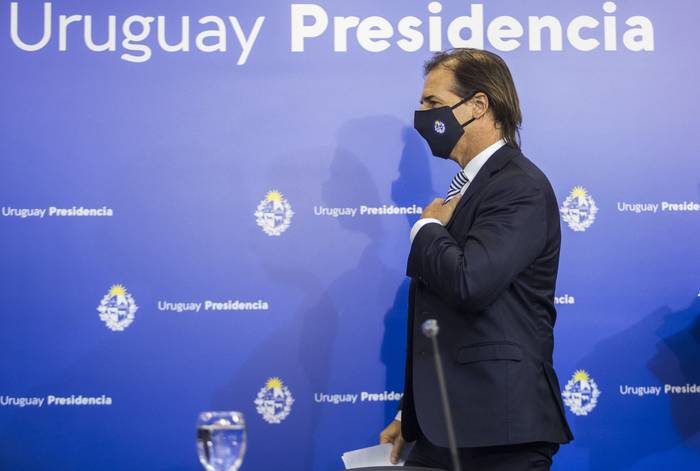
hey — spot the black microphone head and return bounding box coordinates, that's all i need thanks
[421,319,439,338]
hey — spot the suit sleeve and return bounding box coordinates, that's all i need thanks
[406,176,547,312]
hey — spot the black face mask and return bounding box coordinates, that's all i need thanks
[413,91,477,159]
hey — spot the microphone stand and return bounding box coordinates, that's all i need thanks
[422,319,461,471]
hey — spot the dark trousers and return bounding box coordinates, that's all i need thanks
[404,424,559,471]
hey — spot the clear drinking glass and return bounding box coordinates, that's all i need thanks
[196,411,247,471]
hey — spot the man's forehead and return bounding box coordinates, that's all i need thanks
[422,66,457,98]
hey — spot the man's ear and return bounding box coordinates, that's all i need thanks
[471,92,490,119]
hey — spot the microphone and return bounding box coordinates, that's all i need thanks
[421,319,461,471]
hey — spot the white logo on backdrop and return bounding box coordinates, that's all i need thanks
[560,186,598,232]
[562,370,601,416]
[97,284,138,331]
[254,190,294,236]
[254,377,294,424]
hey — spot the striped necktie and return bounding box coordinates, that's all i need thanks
[445,170,469,202]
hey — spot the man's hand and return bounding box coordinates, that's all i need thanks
[379,419,405,465]
[420,195,461,225]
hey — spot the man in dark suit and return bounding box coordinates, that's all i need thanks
[379,49,573,470]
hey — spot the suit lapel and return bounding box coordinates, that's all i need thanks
[446,144,517,230]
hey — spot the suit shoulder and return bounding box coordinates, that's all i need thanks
[505,152,555,195]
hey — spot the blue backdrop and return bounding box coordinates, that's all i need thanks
[1,1,699,470]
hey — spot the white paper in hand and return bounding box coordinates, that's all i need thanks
[341,442,414,468]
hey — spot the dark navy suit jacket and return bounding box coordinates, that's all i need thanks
[397,143,574,448]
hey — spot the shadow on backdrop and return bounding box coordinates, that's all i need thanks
[381,125,436,426]
[221,115,435,471]
[573,296,700,470]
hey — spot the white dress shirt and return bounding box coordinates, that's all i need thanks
[408,138,507,244]
[396,138,506,422]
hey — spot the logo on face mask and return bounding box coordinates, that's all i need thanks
[414,91,478,159]
[433,120,446,134]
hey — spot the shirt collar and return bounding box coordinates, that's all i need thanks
[461,137,506,182]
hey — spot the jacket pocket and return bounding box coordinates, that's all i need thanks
[455,341,523,364]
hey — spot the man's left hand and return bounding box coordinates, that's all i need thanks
[420,196,461,225]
